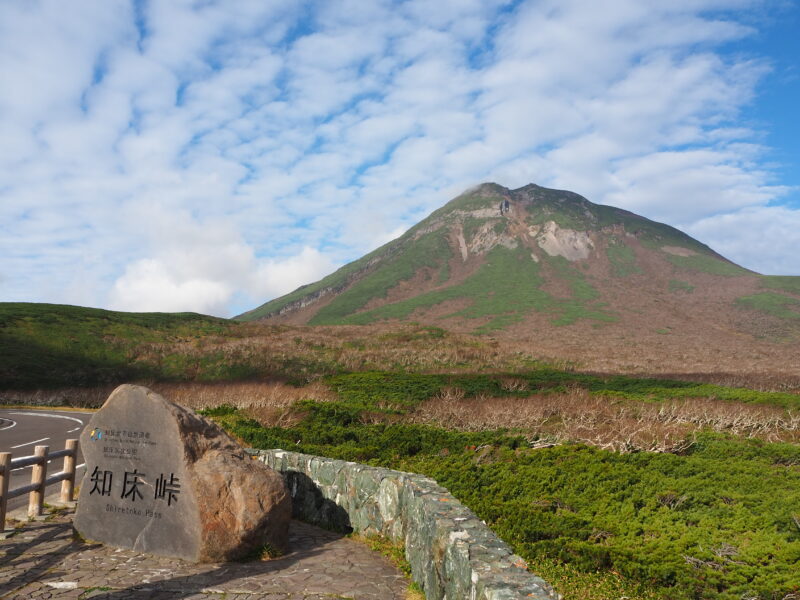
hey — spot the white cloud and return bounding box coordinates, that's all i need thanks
[107,208,338,316]
[251,247,338,302]
[1,0,798,316]
[109,259,233,315]
[109,244,339,318]
[686,205,800,275]
[602,149,787,224]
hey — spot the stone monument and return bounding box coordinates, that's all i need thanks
[74,384,291,562]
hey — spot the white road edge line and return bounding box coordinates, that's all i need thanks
[68,427,81,432]
[9,412,86,425]
[11,437,50,449]
[0,419,16,431]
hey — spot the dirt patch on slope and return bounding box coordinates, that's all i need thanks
[662,246,697,257]
[535,221,594,261]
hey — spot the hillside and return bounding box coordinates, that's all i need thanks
[238,183,800,347]
[3,301,800,598]
[0,303,231,389]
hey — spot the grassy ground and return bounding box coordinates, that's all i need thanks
[0,302,233,388]
[3,303,800,598]
[334,246,616,330]
[202,371,800,600]
[736,293,800,321]
[669,279,695,293]
[666,254,749,277]
[4,301,800,396]
[0,302,543,390]
[761,276,800,296]
[607,242,642,277]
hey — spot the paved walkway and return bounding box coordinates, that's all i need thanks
[0,509,408,600]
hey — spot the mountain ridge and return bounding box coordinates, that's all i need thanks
[238,182,799,344]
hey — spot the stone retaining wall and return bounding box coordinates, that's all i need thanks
[253,449,559,600]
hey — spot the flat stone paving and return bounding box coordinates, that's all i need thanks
[0,510,408,600]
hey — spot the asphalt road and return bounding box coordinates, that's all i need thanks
[0,409,94,513]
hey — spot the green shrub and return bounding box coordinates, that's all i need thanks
[202,367,800,600]
[214,399,800,600]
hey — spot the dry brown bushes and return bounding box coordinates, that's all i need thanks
[121,322,528,382]
[215,323,527,374]
[216,323,800,392]
[409,387,800,452]
[0,386,116,408]
[0,380,335,428]
[149,380,334,410]
[5,376,799,456]
[149,381,336,427]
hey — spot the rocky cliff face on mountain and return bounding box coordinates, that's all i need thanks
[238,183,800,346]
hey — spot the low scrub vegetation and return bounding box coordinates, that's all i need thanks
[199,371,800,600]
[736,293,800,321]
[4,302,800,395]
[666,254,749,277]
[3,303,800,599]
[410,387,800,450]
[334,245,616,330]
[0,302,232,388]
[761,276,800,296]
[607,242,642,277]
[0,303,526,389]
[669,279,694,293]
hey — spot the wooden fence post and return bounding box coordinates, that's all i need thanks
[28,445,48,518]
[60,439,78,503]
[0,452,10,529]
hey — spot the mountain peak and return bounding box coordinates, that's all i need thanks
[236,183,793,344]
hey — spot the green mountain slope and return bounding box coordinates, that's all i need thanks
[240,183,800,338]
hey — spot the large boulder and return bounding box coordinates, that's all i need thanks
[74,384,290,562]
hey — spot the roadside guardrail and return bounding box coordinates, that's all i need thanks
[0,439,79,531]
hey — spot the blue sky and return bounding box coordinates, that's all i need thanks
[1,0,798,317]
[733,3,800,196]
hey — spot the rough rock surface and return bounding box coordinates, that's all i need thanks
[1,512,407,599]
[256,449,560,600]
[535,221,594,261]
[74,384,290,562]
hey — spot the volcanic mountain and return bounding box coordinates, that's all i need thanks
[238,183,800,352]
